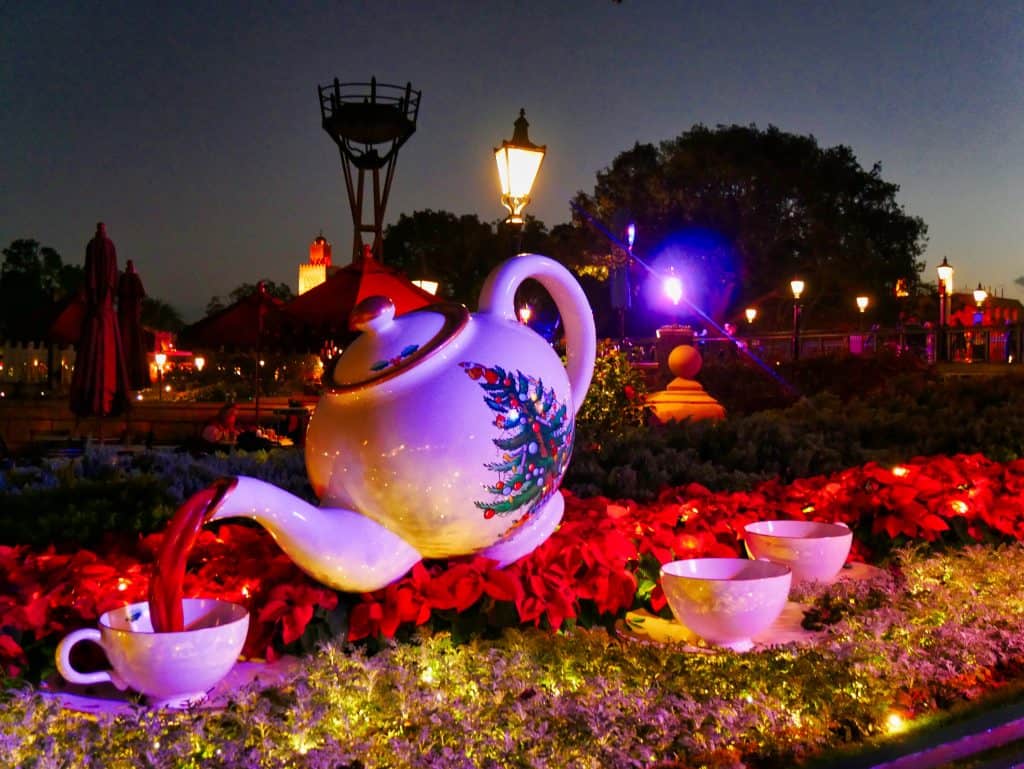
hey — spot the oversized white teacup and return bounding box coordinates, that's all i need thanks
[660,558,792,652]
[743,520,853,584]
[56,598,248,708]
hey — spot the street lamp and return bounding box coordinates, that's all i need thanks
[936,257,954,362]
[194,355,205,373]
[973,283,989,362]
[790,279,805,361]
[494,109,546,230]
[856,295,869,332]
[973,282,988,308]
[744,307,757,324]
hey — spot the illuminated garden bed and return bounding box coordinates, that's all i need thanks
[4,451,1024,766]
[4,545,1024,767]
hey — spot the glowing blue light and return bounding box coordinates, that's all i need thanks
[626,223,636,249]
[663,275,683,305]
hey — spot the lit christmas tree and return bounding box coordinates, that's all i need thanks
[461,362,573,519]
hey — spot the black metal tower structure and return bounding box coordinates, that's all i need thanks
[318,77,421,263]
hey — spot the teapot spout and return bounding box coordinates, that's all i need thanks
[206,476,422,593]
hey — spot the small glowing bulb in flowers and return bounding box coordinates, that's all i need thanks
[885,711,908,734]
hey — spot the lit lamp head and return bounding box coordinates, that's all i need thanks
[856,296,869,313]
[626,223,636,250]
[790,279,805,301]
[494,109,546,225]
[744,307,757,324]
[663,274,683,306]
[974,283,987,306]
[411,279,439,296]
[936,257,954,294]
[518,305,533,324]
[193,355,205,372]
[154,352,167,370]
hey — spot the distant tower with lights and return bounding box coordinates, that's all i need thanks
[298,232,333,295]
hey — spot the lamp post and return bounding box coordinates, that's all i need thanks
[611,223,635,340]
[856,295,869,332]
[936,257,954,362]
[495,109,546,253]
[154,352,167,400]
[790,279,805,361]
[973,283,988,362]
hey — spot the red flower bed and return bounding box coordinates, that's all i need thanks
[3,453,1024,677]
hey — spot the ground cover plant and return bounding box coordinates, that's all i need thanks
[5,544,1024,768]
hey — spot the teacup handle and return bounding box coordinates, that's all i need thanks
[56,628,115,687]
[478,254,597,417]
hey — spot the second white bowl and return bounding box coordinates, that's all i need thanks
[744,520,853,584]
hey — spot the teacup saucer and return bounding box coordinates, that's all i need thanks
[42,657,302,715]
[619,600,819,652]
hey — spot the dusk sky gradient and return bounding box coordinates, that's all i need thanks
[3,1,1022,321]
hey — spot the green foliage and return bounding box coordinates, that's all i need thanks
[0,448,313,548]
[575,342,649,441]
[382,209,551,306]
[566,369,1024,500]
[0,238,81,342]
[140,296,186,332]
[573,125,929,328]
[205,280,295,318]
[0,476,175,548]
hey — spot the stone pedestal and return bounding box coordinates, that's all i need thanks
[646,344,725,423]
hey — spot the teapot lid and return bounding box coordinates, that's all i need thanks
[328,296,469,391]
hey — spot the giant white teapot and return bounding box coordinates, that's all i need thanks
[203,255,596,592]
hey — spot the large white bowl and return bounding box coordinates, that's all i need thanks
[660,558,792,652]
[744,520,853,584]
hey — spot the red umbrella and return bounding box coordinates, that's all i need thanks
[280,244,436,347]
[118,260,151,390]
[69,222,130,418]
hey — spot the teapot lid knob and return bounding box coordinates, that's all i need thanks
[351,296,396,333]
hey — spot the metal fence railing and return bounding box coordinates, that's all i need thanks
[621,324,1024,366]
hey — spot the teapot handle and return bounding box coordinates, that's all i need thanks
[478,254,596,417]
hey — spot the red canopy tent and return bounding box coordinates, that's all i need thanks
[47,293,86,347]
[179,285,286,352]
[280,245,437,349]
[178,284,287,421]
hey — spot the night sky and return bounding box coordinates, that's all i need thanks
[3,1,1022,321]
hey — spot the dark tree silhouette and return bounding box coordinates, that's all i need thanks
[573,124,929,329]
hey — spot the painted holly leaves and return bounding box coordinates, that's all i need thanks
[460,362,573,519]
